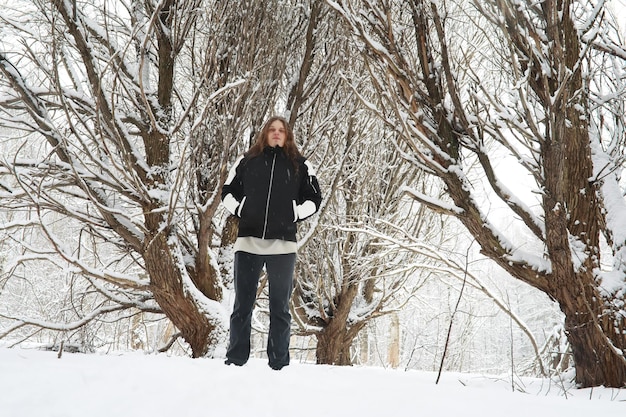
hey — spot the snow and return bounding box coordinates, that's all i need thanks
[399,185,464,215]
[0,347,624,417]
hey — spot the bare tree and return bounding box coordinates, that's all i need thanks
[329,0,626,387]
[0,0,314,357]
[184,2,450,366]
[292,112,450,364]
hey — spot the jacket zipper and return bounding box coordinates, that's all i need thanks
[262,153,277,238]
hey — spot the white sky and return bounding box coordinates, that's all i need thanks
[0,347,623,417]
[611,0,626,33]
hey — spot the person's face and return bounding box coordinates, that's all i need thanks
[267,120,287,147]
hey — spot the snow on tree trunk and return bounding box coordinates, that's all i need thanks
[142,229,219,357]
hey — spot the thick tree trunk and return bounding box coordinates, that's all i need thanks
[315,283,364,365]
[143,231,218,358]
[557,280,626,387]
[315,318,366,366]
[316,327,353,366]
[541,2,626,386]
[542,132,626,387]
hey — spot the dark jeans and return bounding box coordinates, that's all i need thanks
[226,251,296,368]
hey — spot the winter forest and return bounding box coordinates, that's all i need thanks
[0,0,625,390]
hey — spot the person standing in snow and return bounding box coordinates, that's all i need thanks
[221,116,322,370]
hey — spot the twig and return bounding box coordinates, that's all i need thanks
[436,242,471,384]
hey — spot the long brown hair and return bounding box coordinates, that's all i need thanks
[245,116,302,170]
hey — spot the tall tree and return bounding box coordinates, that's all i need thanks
[0,0,310,356]
[329,0,626,387]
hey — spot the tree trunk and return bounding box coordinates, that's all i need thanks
[388,313,400,368]
[130,312,145,351]
[556,279,626,387]
[315,316,366,366]
[316,327,353,366]
[143,231,218,358]
[539,1,626,387]
[315,284,364,365]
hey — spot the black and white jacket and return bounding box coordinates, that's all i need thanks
[222,146,322,242]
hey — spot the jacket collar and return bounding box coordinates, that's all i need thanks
[263,145,284,156]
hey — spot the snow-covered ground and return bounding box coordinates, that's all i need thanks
[0,347,623,417]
